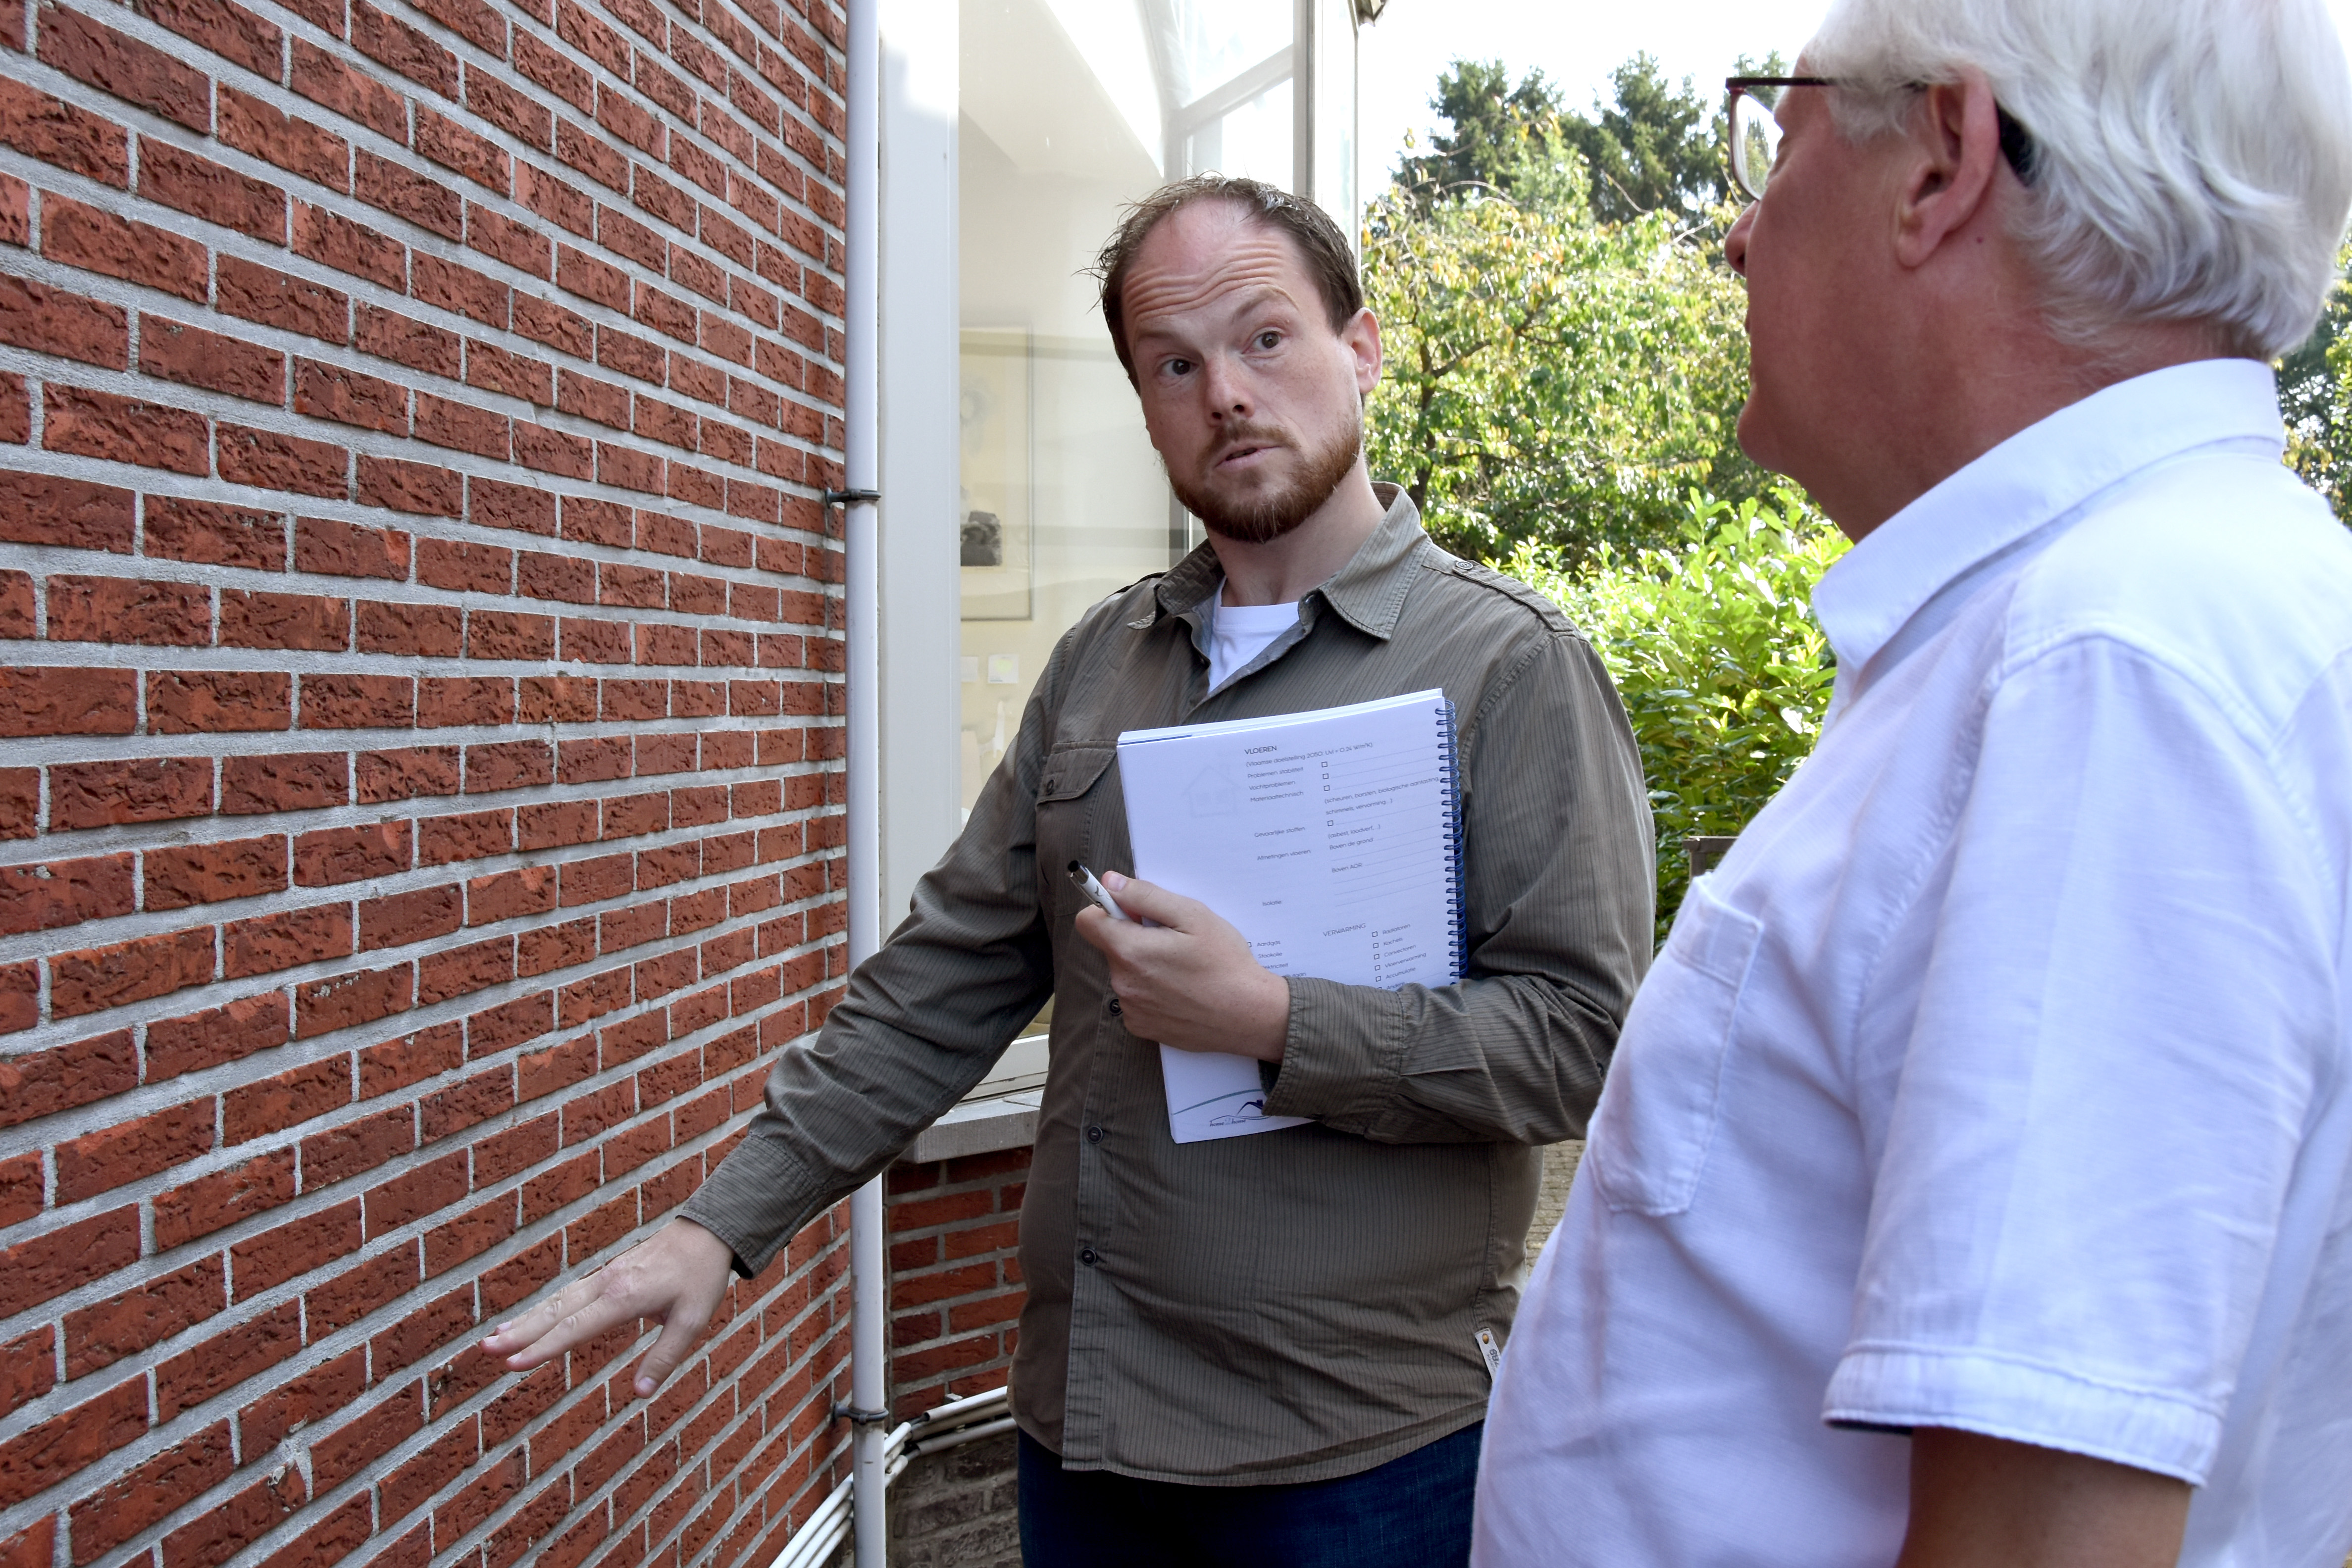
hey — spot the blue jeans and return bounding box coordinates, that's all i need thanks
[1017,1422,1482,1568]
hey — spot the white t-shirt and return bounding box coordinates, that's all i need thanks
[1474,360,2352,1566]
[1205,586,1299,692]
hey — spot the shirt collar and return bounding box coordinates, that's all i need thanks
[1135,483,1433,640]
[1810,358,2286,682]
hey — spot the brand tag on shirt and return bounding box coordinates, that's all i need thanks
[1475,1328,1504,1379]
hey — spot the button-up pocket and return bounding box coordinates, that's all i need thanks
[1585,877,1764,1216]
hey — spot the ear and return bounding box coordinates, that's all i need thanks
[1341,306,1383,395]
[1894,71,2005,269]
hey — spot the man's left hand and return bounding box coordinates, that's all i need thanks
[1072,871,1290,1062]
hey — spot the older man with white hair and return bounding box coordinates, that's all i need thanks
[1474,0,2352,1563]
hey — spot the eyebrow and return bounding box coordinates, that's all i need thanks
[1127,283,1303,345]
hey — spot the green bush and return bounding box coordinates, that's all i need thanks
[1506,491,1847,941]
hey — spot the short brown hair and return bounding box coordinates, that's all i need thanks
[1090,175,1362,383]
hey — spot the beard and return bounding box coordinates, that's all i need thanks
[1169,418,1363,546]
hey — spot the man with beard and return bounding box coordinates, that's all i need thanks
[482,176,1654,1565]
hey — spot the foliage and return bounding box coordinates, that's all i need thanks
[1393,54,1783,224]
[2282,241,2352,524]
[1508,492,1847,940]
[1363,167,1769,567]
[1558,55,1724,224]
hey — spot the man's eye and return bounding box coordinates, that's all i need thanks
[1255,331,1280,350]
[1164,357,1193,376]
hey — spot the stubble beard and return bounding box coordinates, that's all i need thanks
[1170,418,1364,547]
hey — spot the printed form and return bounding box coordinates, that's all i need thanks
[1119,690,1464,1143]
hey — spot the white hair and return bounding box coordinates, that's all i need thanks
[1806,0,2352,358]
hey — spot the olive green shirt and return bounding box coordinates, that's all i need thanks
[680,487,1654,1484]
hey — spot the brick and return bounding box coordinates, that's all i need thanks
[62,1259,223,1376]
[357,746,459,802]
[356,455,462,516]
[220,588,351,651]
[355,148,463,241]
[217,421,347,497]
[138,139,288,242]
[223,1054,349,1143]
[417,107,507,194]
[234,1200,362,1298]
[67,1422,238,1560]
[467,609,555,660]
[419,0,503,56]
[296,819,410,885]
[220,89,349,192]
[217,254,348,343]
[294,961,413,1038]
[351,0,455,96]
[50,924,214,1015]
[146,991,290,1078]
[357,306,461,381]
[160,1465,307,1568]
[414,391,509,458]
[290,39,406,141]
[0,771,31,841]
[148,668,293,733]
[0,1206,139,1317]
[44,571,206,645]
[0,851,133,933]
[38,5,210,132]
[1,473,133,551]
[52,1098,212,1200]
[145,833,287,909]
[41,193,206,300]
[0,1375,147,1511]
[295,516,410,580]
[466,340,554,405]
[296,357,409,434]
[221,751,348,814]
[0,76,131,188]
[412,251,508,328]
[299,672,412,728]
[300,1104,412,1187]
[223,900,353,976]
[155,1299,303,1418]
[44,382,208,474]
[359,883,461,951]
[140,315,286,403]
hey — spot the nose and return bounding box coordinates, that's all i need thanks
[1725,203,1756,278]
[1200,352,1252,421]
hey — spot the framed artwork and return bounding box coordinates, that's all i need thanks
[959,327,1034,622]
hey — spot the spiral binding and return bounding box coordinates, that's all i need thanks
[1435,699,1468,981]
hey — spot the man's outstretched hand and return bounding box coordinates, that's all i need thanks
[482,1217,735,1399]
[1073,871,1290,1062]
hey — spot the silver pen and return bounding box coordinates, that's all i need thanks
[1067,860,1133,922]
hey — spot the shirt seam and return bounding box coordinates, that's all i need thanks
[1832,1339,2228,1422]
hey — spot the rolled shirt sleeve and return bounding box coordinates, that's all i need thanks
[1822,634,2339,1481]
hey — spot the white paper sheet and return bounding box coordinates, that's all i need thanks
[1119,690,1462,1143]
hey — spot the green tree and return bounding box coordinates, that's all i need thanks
[1560,54,1724,223]
[1363,161,1768,567]
[2283,241,2352,524]
[1393,60,1568,205]
[1507,492,1847,938]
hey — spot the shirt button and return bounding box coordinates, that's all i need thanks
[1085,1125,1104,1143]
[1107,997,1122,1015]
[1079,1246,1099,1267]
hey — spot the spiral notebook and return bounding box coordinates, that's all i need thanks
[1118,689,1466,1144]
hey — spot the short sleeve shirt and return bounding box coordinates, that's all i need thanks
[1473,360,2352,1565]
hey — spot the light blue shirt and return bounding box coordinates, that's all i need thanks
[1475,360,2352,1565]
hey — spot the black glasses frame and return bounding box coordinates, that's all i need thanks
[1724,75,2041,200]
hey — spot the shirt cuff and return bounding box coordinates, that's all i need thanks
[1824,1345,2223,1484]
[676,1132,827,1278]
[1260,975,1400,1132]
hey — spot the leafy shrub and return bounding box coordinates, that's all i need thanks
[1506,491,1847,940]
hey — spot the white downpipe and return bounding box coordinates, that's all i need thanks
[769,1388,1014,1568]
[842,0,885,1563]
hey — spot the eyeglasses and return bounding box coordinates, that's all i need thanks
[1725,76,2041,202]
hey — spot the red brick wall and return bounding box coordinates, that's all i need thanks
[0,0,857,1555]
[884,1147,1029,1424]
